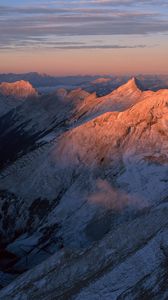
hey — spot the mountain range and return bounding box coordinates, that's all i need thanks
[1,72,168,95]
[0,77,168,299]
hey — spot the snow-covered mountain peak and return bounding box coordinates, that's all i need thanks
[116,77,141,94]
[0,80,38,99]
[0,76,168,299]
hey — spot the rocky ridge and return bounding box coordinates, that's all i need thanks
[0,78,167,299]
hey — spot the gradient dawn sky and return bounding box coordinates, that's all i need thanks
[0,0,168,75]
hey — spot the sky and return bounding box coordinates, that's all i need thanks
[0,0,168,75]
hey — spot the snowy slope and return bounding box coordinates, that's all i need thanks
[70,77,155,124]
[0,206,168,299]
[0,79,168,298]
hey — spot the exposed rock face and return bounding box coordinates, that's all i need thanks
[0,80,38,99]
[0,78,168,299]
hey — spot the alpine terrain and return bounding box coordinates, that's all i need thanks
[0,77,168,299]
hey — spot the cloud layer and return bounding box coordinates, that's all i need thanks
[0,0,168,50]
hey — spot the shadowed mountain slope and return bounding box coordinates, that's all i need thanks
[0,79,168,299]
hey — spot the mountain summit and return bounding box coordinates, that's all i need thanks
[116,77,142,94]
[0,76,168,299]
[0,80,38,99]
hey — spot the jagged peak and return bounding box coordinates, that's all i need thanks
[0,80,38,99]
[116,77,142,94]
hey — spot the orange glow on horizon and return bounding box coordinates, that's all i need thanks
[0,47,168,76]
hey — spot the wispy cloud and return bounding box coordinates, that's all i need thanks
[0,0,167,50]
[0,43,147,51]
[53,44,147,50]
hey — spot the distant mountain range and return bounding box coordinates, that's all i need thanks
[0,72,168,95]
[0,77,168,299]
